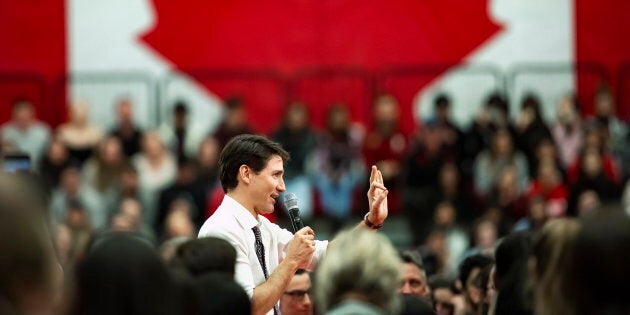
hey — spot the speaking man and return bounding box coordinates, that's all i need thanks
[198,134,389,315]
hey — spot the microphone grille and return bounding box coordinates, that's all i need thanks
[283,193,299,211]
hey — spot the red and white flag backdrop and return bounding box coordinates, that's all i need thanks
[0,0,628,133]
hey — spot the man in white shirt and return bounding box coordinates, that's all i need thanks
[198,134,389,315]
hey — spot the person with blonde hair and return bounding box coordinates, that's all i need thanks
[315,229,402,315]
[529,218,580,315]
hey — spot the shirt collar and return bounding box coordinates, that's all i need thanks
[223,195,260,230]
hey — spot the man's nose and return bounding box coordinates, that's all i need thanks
[277,178,286,192]
[303,292,311,305]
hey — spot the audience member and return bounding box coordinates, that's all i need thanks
[315,228,402,315]
[71,233,181,315]
[404,121,450,243]
[310,104,364,222]
[0,98,51,168]
[50,166,106,230]
[514,94,552,169]
[551,94,583,169]
[156,159,207,235]
[159,100,209,162]
[110,97,143,157]
[213,97,254,150]
[399,250,429,299]
[491,232,534,315]
[38,139,77,191]
[571,209,630,315]
[457,254,494,315]
[363,93,407,212]
[170,237,237,277]
[133,131,177,227]
[428,277,464,315]
[82,136,129,213]
[280,269,313,315]
[474,129,529,197]
[272,101,317,219]
[0,174,60,315]
[56,100,104,165]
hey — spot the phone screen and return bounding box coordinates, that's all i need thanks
[2,154,32,174]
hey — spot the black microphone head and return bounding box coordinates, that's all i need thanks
[283,193,299,212]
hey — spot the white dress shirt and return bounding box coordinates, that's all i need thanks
[198,195,328,315]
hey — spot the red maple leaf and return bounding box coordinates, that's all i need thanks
[141,0,502,134]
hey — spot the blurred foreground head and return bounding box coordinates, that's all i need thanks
[72,233,180,315]
[572,209,630,315]
[0,174,57,315]
[315,229,402,314]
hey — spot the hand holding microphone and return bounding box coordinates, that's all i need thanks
[283,193,314,267]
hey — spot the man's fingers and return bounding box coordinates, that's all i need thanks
[297,226,314,236]
[371,182,387,191]
[369,165,377,183]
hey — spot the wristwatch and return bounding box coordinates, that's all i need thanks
[363,213,383,230]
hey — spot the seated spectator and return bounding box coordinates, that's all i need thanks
[588,85,628,162]
[315,228,402,315]
[567,148,619,215]
[433,93,464,161]
[162,198,197,241]
[82,136,129,214]
[461,93,514,180]
[404,121,450,243]
[551,94,583,170]
[513,197,548,232]
[110,97,143,157]
[50,166,107,230]
[399,250,429,299]
[109,197,156,245]
[530,218,580,315]
[133,131,177,227]
[427,277,464,315]
[0,98,51,168]
[432,202,469,274]
[39,139,77,192]
[56,100,104,166]
[514,94,552,169]
[526,160,568,218]
[567,122,621,184]
[463,219,498,259]
[363,93,407,212]
[272,101,317,219]
[474,129,529,197]
[280,270,313,315]
[213,97,254,151]
[310,104,364,223]
[571,209,630,315]
[71,233,181,315]
[488,166,528,223]
[159,100,209,162]
[156,159,207,235]
[457,254,494,315]
[195,136,221,191]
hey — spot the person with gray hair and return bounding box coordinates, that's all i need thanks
[315,229,402,315]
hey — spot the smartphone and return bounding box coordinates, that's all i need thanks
[2,153,32,174]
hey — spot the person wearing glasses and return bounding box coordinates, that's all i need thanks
[280,269,313,315]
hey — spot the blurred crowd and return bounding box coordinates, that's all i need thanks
[1,85,630,315]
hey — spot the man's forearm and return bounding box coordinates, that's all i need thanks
[251,258,300,315]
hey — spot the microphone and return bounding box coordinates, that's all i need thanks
[283,193,304,233]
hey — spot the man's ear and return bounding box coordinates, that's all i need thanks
[238,165,251,185]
